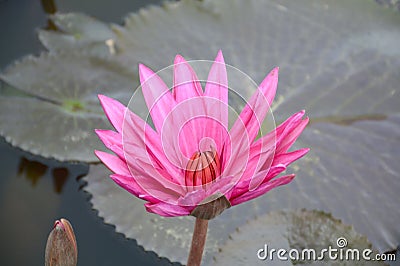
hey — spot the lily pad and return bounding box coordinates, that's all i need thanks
[38,13,117,55]
[0,0,399,263]
[0,53,136,162]
[215,209,386,266]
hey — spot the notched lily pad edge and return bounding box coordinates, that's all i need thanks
[80,172,183,265]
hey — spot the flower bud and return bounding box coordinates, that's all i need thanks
[45,218,77,266]
[185,149,221,189]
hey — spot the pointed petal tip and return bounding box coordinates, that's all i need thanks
[287,173,296,179]
[138,63,146,73]
[97,94,111,104]
[94,150,115,162]
[138,63,156,84]
[94,129,102,137]
[174,54,186,64]
[280,173,296,183]
[96,94,126,132]
[214,50,225,63]
[94,149,102,159]
[294,147,311,159]
[138,63,153,76]
[94,149,105,157]
[301,115,310,125]
[297,109,306,117]
[97,94,120,109]
[269,67,279,78]
[94,129,110,138]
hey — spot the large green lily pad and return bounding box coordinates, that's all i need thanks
[0,0,399,263]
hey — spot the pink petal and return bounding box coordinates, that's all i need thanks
[265,164,288,181]
[165,52,231,161]
[204,50,229,132]
[259,110,306,148]
[273,148,310,166]
[256,66,279,109]
[231,164,286,198]
[161,97,229,166]
[241,138,276,189]
[249,164,287,192]
[112,172,184,205]
[94,150,130,176]
[98,94,126,132]
[230,174,295,206]
[128,156,186,193]
[178,175,234,207]
[230,67,279,144]
[145,202,192,217]
[95,129,124,159]
[122,148,187,198]
[276,117,309,154]
[139,63,176,133]
[230,146,304,199]
[171,55,206,158]
[220,122,251,183]
[122,114,187,197]
[223,68,278,175]
[249,110,307,172]
[123,110,184,185]
[110,174,159,204]
[173,54,202,101]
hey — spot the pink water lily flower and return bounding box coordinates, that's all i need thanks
[95,51,309,219]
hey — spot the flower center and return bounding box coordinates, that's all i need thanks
[185,149,221,188]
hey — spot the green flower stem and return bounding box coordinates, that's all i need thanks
[187,218,209,266]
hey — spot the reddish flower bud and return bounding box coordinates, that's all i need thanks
[185,149,221,189]
[45,218,77,266]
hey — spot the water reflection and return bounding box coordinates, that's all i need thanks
[41,0,56,14]
[17,157,48,186]
[52,167,69,193]
[17,156,73,194]
[40,0,58,30]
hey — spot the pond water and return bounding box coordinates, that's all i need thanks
[0,0,178,265]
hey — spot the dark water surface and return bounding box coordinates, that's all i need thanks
[0,0,177,265]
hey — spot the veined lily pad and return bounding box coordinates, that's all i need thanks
[0,53,136,162]
[215,209,386,266]
[0,0,399,263]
